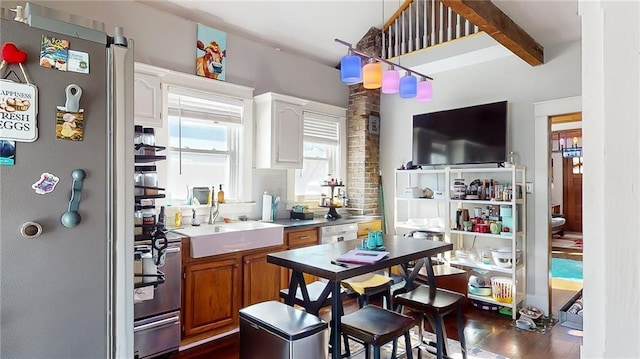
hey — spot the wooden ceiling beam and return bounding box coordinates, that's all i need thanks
[442,0,544,66]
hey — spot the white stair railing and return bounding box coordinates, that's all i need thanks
[382,0,481,59]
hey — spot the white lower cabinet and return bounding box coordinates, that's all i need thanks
[394,166,526,319]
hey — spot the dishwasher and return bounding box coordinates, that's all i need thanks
[320,223,358,244]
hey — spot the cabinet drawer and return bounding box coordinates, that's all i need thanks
[357,220,382,237]
[286,228,318,247]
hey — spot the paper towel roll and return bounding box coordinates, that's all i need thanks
[262,193,273,222]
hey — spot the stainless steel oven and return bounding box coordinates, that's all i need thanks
[134,239,181,359]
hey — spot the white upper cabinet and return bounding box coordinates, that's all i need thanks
[134,63,166,128]
[254,93,306,169]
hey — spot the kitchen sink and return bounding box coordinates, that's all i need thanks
[172,221,284,258]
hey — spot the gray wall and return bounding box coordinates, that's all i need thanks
[5,0,349,107]
[380,40,581,306]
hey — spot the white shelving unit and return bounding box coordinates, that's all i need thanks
[394,166,526,319]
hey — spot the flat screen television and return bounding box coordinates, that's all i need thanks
[412,101,508,166]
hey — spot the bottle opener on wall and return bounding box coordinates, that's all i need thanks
[60,169,86,228]
[56,84,84,141]
[0,42,39,143]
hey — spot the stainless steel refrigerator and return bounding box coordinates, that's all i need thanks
[0,5,133,358]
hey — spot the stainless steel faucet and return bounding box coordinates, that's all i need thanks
[208,202,220,224]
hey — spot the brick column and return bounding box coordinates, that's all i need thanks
[347,27,382,216]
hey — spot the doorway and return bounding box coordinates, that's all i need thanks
[549,114,583,315]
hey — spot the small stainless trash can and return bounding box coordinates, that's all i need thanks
[239,300,328,359]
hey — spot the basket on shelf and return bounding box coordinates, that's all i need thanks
[491,277,514,303]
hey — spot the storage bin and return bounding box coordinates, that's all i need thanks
[491,277,514,303]
[559,289,583,330]
[239,300,328,359]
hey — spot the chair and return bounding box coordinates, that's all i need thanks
[394,285,467,359]
[340,304,415,359]
[279,281,352,358]
[341,272,394,309]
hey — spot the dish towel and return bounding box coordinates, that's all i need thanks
[134,286,154,304]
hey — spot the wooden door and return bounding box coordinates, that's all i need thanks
[182,258,240,337]
[563,156,583,232]
[242,248,284,307]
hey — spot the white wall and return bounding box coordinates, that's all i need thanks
[5,0,348,107]
[581,1,640,357]
[380,40,581,310]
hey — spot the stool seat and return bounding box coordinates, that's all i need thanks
[394,285,465,315]
[341,305,414,359]
[342,273,394,309]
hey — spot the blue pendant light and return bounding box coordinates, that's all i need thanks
[340,52,362,84]
[399,73,417,98]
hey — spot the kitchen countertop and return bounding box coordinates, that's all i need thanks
[273,216,381,229]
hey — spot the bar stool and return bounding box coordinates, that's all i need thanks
[340,304,415,359]
[279,281,352,358]
[394,285,467,359]
[341,273,394,309]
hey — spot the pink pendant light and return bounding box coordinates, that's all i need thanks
[381,65,400,94]
[362,59,382,89]
[416,78,433,102]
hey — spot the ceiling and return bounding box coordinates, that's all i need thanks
[142,0,581,68]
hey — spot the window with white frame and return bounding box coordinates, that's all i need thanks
[294,112,343,201]
[166,87,244,203]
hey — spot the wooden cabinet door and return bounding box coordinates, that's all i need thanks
[242,249,283,307]
[357,219,382,238]
[134,72,162,127]
[182,258,239,337]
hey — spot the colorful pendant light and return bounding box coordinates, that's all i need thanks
[381,65,400,94]
[362,59,382,89]
[416,78,433,102]
[399,73,417,98]
[340,52,362,83]
[334,39,435,101]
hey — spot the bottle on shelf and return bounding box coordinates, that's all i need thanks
[217,184,225,203]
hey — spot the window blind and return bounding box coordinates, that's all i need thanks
[303,111,340,144]
[167,86,244,124]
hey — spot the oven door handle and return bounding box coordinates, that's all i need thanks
[165,246,181,254]
[133,315,180,332]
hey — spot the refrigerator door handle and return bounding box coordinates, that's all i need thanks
[133,315,180,333]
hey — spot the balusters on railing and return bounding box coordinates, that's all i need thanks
[415,0,420,51]
[423,0,428,49]
[447,7,452,42]
[381,0,480,60]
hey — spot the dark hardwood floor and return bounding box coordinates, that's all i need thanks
[168,297,582,359]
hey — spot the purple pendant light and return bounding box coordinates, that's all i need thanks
[381,65,400,94]
[340,52,362,84]
[416,78,433,102]
[399,72,417,98]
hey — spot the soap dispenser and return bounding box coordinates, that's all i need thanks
[217,184,225,204]
[191,208,200,226]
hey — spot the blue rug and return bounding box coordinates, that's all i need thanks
[551,258,583,281]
